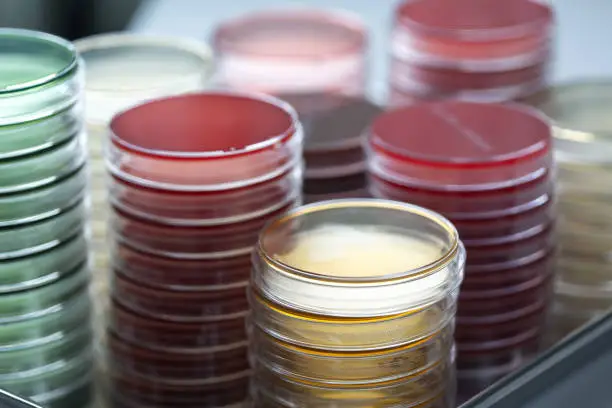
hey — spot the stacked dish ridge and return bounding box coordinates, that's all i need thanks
[213,9,378,202]
[537,82,612,342]
[388,0,554,107]
[74,33,214,333]
[103,92,303,407]
[0,29,93,407]
[249,199,464,407]
[367,101,556,400]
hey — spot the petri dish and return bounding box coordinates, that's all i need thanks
[537,80,612,164]
[0,263,88,323]
[251,322,454,384]
[107,332,249,381]
[109,166,301,226]
[0,166,86,228]
[213,9,367,94]
[249,285,459,351]
[111,270,248,323]
[252,358,453,408]
[253,199,463,317]
[74,33,214,129]
[0,349,92,402]
[112,242,252,290]
[31,375,92,408]
[0,135,85,195]
[368,102,553,191]
[108,369,250,407]
[392,0,554,69]
[0,290,90,351]
[276,93,381,177]
[0,326,91,375]
[459,274,552,316]
[0,29,80,126]
[107,92,302,191]
[456,301,547,341]
[0,103,82,161]
[389,56,550,103]
[0,233,87,293]
[462,251,554,290]
[557,256,612,291]
[111,201,296,259]
[109,300,247,350]
[0,202,86,260]
[369,171,553,218]
[304,173,368,195]
[462,222,554,264]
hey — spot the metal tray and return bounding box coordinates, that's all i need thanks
[0,389,41,408]
[461,310,612,408]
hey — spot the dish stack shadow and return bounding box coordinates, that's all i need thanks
[213,9,378,202]
[537,82,612,342]
[74,33,214,333]
[248,200,464,407]
[367,102,556,401]
[388,0,554,107]
[102,93,303,407]
[0,30,93,407]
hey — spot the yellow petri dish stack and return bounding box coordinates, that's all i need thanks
[538,81,612,342]
[249,199,464,407]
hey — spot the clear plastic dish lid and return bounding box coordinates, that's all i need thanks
[0,29,80,126]
[536,80,612,164]
[253,199,464,317]
[368,101,553,192]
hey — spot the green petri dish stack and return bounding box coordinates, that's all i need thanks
[0,29,93,408]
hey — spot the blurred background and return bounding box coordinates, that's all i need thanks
[0,0,142,39]
[5,0,611,100]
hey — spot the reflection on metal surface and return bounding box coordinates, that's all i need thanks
[0,389,41,408]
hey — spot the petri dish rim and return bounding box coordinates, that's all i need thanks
[538,79,612,144]
[108,90,300,159]
[213,7,367,59]
[395,0,554,42]
[256,198,460,284]
[0,28,78,94]
[369,101,552,169]
[74,32,214,93]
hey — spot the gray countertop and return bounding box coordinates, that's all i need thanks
[129,0,612,99]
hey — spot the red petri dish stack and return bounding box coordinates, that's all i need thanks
[276,93,382,203]
[213,9,377,203]
[366,101,555,400]
[103,92,303,407]
[388,0,554,107]
[213,9,367,96]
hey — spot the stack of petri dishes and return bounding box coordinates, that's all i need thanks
[367,102,556,400]
[213,9,366,96]
[249,200,464,408]
[537,81,612,342]
[287,94,382,203]
[74,33,215,331]
[213,9,378,202]
[0,30,93,408]
[388,0,554,107]
[103,92,302,407]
